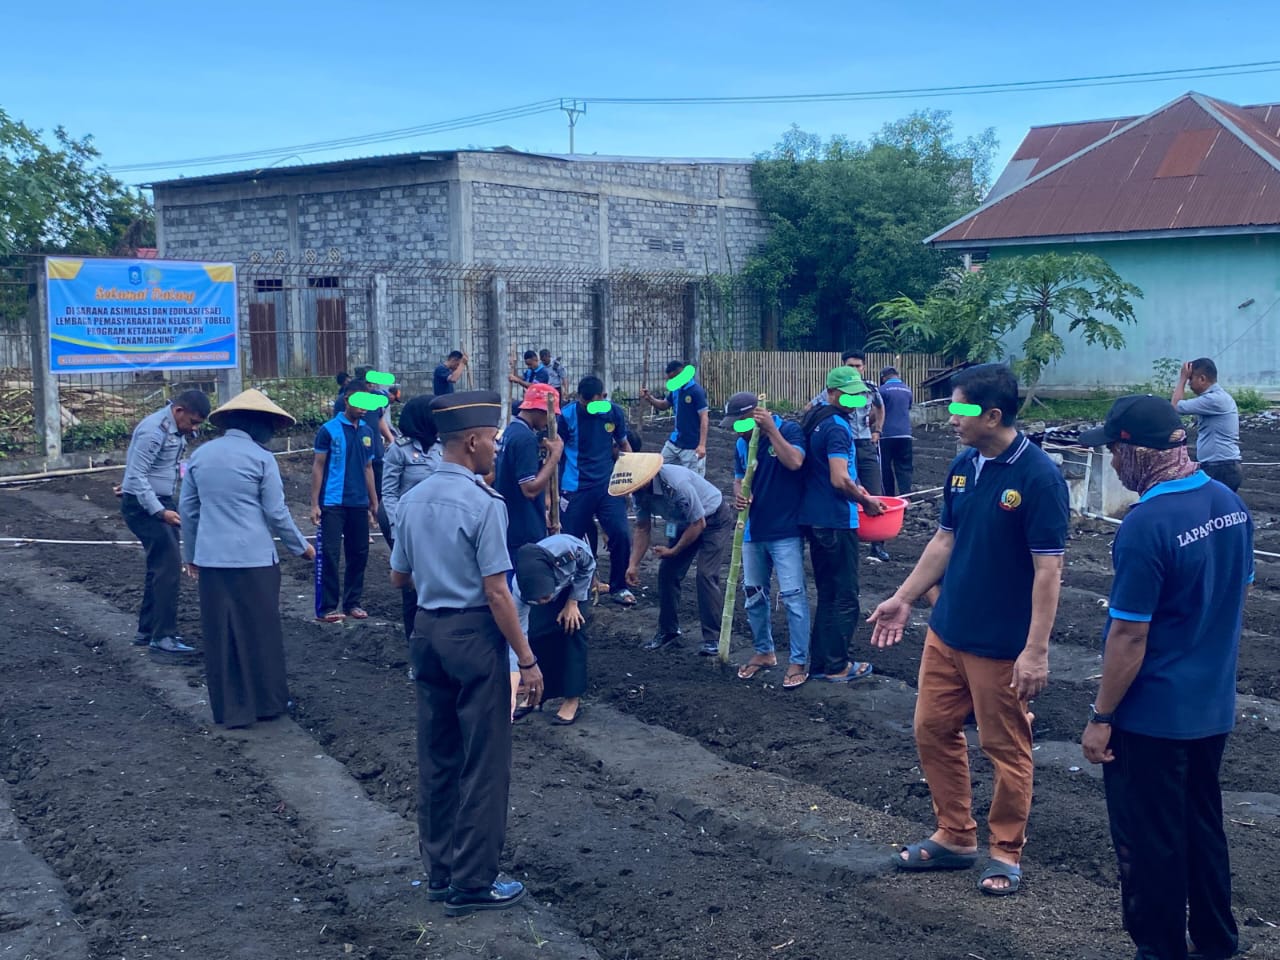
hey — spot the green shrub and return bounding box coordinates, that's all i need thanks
[64,418,133,452]
[1231,388,1270,415]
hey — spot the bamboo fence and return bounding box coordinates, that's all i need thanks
[698,351,945,410]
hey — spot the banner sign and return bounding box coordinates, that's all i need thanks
[45,257,238,374]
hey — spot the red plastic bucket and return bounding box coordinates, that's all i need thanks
[856,496,908,542]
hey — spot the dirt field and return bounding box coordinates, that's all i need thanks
[2,420,1280,960]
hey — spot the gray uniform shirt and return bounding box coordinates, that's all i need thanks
[179,430,310,567]
[635,464,723,525]
[1176,383,1241,463]
[390,461,511,608]
[122,404,186,515]
[511,534,596,635]
[382,437,443,529]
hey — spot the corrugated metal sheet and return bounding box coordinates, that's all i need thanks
[933,94,1280,245]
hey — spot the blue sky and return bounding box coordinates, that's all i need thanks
[4,0,1278,184]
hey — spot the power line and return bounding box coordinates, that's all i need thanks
[110,60,1280,175]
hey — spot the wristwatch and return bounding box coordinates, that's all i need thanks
[1089,705,1115,725]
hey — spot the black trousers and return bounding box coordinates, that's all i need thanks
[853,439,883,496]
[657,503,733,645]
[319,505,369,613]
[563,483,632,594]
[880,437,914,496]
[1103,728,1238,960]
[804,526,861,676]
[413,607,512,891]
[122,494,180,639]
[1200,460,1243,492]
[383,531,420,642]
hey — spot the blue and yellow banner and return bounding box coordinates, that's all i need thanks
[46,257,238,374]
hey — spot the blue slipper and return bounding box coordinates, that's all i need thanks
[896,839,979,872]
[817,661,874,683]
[977,859,1022,896]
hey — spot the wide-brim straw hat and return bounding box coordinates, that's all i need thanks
[609,452,663,497]
[208,388,296,431]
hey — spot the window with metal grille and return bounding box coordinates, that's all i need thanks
[307,276,340,288]
[254,278,283,292]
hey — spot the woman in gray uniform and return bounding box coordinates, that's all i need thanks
[512,534,595,724]
[381,394,443,640]
[180,389,314,728]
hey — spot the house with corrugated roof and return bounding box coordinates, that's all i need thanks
[925,93,1280,394]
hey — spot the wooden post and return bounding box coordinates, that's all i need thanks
[717,394,764,664]
[546,393,560,534]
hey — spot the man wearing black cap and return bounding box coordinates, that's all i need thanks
[1079,395,1253,960]
[389,390,544,917]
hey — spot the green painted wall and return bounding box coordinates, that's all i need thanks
[988,234,1280,394]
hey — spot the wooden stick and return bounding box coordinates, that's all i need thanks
[636,338,650,424]
[718,394,764,663]
[546,393,561,534]
[463,343,473,389]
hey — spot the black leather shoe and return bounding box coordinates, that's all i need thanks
[425,879,451,902]
[642,630,681,652]
[444,880,526,916]
[698,642,719,657]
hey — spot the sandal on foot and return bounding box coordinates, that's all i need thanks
[977,859,1022,896]
[611,589,637,607]
[737,658,776,680]
[818,661,874,683]
[896,839,979,872]
[317,611,346,623]
[782,667,809,689]
[346,607,369,620]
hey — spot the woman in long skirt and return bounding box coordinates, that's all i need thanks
[511,534,595,724]
[180,390,313,728]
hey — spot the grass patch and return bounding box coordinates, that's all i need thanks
[1027,393,1116,423]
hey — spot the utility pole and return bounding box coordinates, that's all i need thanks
[559,99,586,154]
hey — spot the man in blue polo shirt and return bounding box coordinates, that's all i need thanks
[869,363,1069,897]
[311,384,380,622]
[724,392,812,689]
[560,376,635,605]
[879,366,914,497]
[433,350,468,396]
[641,359,709,477]
[508,350,551,393]
[494,384,563,568]
[1079,395,1252,960]
[800,367,885,683]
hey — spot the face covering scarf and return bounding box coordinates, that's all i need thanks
[1111,437,1196,494]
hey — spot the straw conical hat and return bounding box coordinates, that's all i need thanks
[209,388,296,430]
[609,453,663,497]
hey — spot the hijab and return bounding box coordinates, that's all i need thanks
[398,395,439,447]
[515,543,559,603]
[218,411,276,447]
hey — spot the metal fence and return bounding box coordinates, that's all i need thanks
[7,254,794,466]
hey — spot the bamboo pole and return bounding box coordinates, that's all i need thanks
[717,394,764,664]
[546,393,561,534]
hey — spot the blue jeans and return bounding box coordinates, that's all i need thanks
[741,537,810,666]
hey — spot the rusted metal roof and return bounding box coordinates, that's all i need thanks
[930,93,1280,247]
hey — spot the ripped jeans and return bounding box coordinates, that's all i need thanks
[741,536,811,667]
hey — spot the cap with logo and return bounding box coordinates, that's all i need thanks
[719,391,760,429]
[1078,394,1187,450]
[826,366,870,394]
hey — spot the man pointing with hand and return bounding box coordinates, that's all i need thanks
[868,364,1069,897]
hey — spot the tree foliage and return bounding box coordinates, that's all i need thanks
[745,110,998,349]
[867,252,1142,409]
[0,108,153,256]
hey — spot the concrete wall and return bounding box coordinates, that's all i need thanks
[990,235,1280,394]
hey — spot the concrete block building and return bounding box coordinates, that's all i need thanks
[149,149,770,396]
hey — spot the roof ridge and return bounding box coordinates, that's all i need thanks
[924,92,1199,244]
[1192,94,1280,174]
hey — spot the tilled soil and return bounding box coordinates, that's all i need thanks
[2,423,1279,960]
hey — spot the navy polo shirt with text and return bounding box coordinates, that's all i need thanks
[930,433,1069,659]
[314,416,376,508]
[1106,472,1253,739]
[560,401,628,492]
[667,381,709,449]
[433,364,455,396]
[734,415,806,542]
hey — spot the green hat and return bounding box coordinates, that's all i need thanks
[826,366,870,394]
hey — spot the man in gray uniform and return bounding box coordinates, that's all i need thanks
[120,389,210,660]
[1172,357,1243,491]
[390,390,544,917]
[612,453,733,657]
